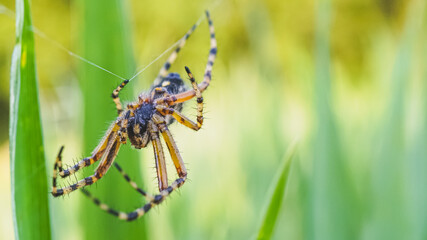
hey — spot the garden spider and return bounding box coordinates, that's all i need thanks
[51,11,217,221]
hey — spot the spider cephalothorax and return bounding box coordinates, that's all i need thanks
[51,11,217,221]
[124,73,187,148]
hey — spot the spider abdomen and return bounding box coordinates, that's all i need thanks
[151,73,187,98]
[151,73,187,125]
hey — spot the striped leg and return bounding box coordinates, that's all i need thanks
[80,162,154,204]
[185,66,203,128]
[199,10,218,92]
[81,123,187,221]
[81,177,186,221]
[112,79,130,115]
[113,162,154,201]
[152,114,188,178]
[149,121,169,191]
[153,21,199,86]
[51,122,120,190]
[52,137,121,197]
[156,106,200,131]
[118,111,131,143]
[154,67,204,131]
[154,11,217,106]
[52,146,65,195]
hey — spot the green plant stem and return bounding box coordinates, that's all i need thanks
[77,0,148,239]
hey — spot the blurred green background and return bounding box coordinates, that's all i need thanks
[1,0,427,239]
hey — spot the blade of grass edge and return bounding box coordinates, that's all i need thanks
[9,0,51,239]
[256,142,297,240]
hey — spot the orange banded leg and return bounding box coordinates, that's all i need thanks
[59,156,98,178]
[52,138,121,197]
[153,22,199,86]
[152,114,188,178]
[53,123,120,180]
[52,146,65,195]
[56,148,103,178]
[156,105,200,131]
[118,111,131,143]
[112,79,130,115]
[185,66,204,128]
[200,10,217,92]
[149,122,169,191]
[154,11,217,106]
[52,124,118,196]
[52,172,101,197]
[81,176,186,221]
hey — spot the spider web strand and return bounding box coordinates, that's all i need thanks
[31,27,127,81]
[2,3,221,82]
[2,5,127,81]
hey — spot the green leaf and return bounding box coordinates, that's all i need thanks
[77,0,148,239]
[256,142,297,240]
[9,0,51,239]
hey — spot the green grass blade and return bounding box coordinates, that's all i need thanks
[370,1,425,239]
[9,0,51,239]
[309,0,361,239]
[77,0,148,239]
[256,142,297,240]
[408,8,427,238]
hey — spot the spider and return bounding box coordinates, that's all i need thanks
[51,11,217,221]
